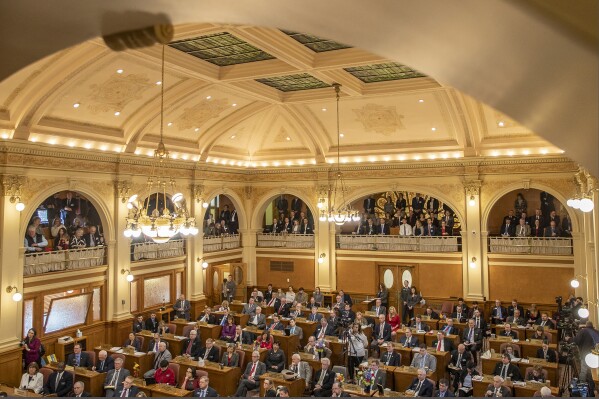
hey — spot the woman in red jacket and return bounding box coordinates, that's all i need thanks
[22,328,41,368]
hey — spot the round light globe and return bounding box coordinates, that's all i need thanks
[585,353,599,368]
[579,307,590,318]
[571,279,580,288]
[15,202,25,212]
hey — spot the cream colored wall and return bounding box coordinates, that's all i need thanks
[0,142,596,354]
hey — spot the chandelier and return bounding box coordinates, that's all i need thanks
[319,83,360,226]
[123,45,199,243]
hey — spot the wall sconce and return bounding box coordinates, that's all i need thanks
[6,285,22,302]
[571,274,587,288]
[318,253,326,264]
[469,257,477,269]
[197,257,209,269]
[578,302,593,319]
[4,175,26,211]
[317,198,326,209]
[468,196,476,207]
[121,269,134,282]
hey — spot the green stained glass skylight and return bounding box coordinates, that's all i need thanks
[345,63,426,83]
[256,73,331,92]
[282,30,351,52]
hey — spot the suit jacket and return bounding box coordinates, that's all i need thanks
[145,317,159,333]
[472,316,487,331]
[450,350,473,370]
[181,338,202,359]
[147,339,168,353]
[300,223,313,234]
[508,305,524,317]
[484,384,512,397]
[94,356,115,372]
[399,335,419,348]
[411,353,437,372]
[440,324,460,335]
[247,313,267,329]
[174,299,191,320]
[242,361,266,380]
[122,338,142,352]
[103,368,130,391]
[407,377,433,397]
[506,316,525,326]
[267,321,285,332]
[411,321,431,332]
[492,306,508,321]
[493,362,522,380]
[132,320,145,333]
[515,224,531,237]
[432,338,455,352]
[265,349,286,372]
[536,348,557,362]
[313,323,334,338]
[192,387,218,397]
[434,389,455,397]
[500,223,515,236]
[341,294,353,306]
[242,303,257,316]
[66,352,92,368]
[378,224,390,235]
[83,232,103,247]
[74,392,92,397]
[275,302,291,317]
[534,318,555,329]
[364,198,376,212]
[313,368,336,393]
[373,322,392,341]
[307,312,323,322]
[500,330,517,339]
[544,226,561,237]
[290,361,312,385]
[380,351,401,366]
[462,327,483,349]
[45,371,74,396]
[264,290,274,303]
[197,313,216,324]
[114,386,139,398]
[221,351,240,367]
[288,325,303,340]
[371,369,386,388]
[198,346,219,362]
[371,305,387,316]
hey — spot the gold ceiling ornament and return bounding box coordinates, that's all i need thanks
[319,83,360,225]
[123,45,198,243]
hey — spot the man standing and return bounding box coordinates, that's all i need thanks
[174,294,191,320]
[225,274,236,302]
[400,280,411,324]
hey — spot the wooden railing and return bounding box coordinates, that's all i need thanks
[131,239,185,261]
[24,246,106,275]
[256,233,315,249]
[203,234,241,253]
[488,237,573,255]
[336,235,460,252]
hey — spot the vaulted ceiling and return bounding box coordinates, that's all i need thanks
[0,23,563,168]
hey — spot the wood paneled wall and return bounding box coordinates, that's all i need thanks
[336,260,377,294]
[417,263,463,298]
[0,347,25,387]
[256,257,315,289]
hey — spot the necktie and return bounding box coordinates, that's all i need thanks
[415,381,422,394]
[293,364,298,373]
[100,360,104,371]
[55,373,62,389]
[110,370,120,386]
[498,308,502,318]
[443,325,449,334]
[249,362,257,377]
[543,350,547,359]
[457,354,462,367]
[376,307,379,314]
[291,327,295,334]
[76,354,80,366]
[318,370,326,385]
[406,337,411,346]
[154,342,159,352]
[121,388,128,397]
[501,365,507,378]
[379,324,384,339]
[319,327,325,338]
[386,353,391,365]
[186,340,193,355]
[437,340,442,351]
[154,352,162,369]
[440,392,445,397]
[420,355,426,368]
[221,317,226,326]
[204,348,209,360]
[495,388,500,396]
[468,329,473,342]
[201,390,206,397]
[476,318,480,328]
[541,320,546,326]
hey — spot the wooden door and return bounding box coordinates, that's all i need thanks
[377,264,417,316]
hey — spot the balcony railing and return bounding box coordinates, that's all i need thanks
[131,239,186,261]
[488,237,573,255]
[336,235,460,252]
[257,233,315,249]
[24,246,107,276]
[203,234,241,253]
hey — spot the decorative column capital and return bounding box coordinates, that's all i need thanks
[464,180,481,196]
[115,180,132,202]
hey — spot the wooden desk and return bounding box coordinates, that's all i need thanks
[55,336,87,362]
[393,366,435,392]
[229,302,244,313]
[94,346,152,375]
[259,372,305,397]
[323,335,345,365]
[524,328,558,344]
[170,357,241,397]
[241,327,299,365]
[396,329,458,348]
[213,340,268,369]
[488,338,557,359]
[44,364,105,397]
[0,385,42,397]
[380,342,414,367]
[481,354,558,386]
[137,331,186,358]
[295,318,318,346]
[420,319,440,331]
[491,325,558,345]
[355,299,376,314]
[472,374,559,397]
[157,307,175,323]
[172,319,196,335]
[214,311,249,327]
[358,363,396,390]
[438,320,468,336]
[140,383,192,397]
[198,323,222,341]
[343,383,407,397]
[299,351,322,373]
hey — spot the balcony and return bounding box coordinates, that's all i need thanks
[488,237,573,255]
[257,233,315,249]
[24,246,107,276]
[336,235,460,252]
[131,239,186,261]
[203,234,241,253]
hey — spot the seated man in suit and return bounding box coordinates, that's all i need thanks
[380,344,401,366]
[406,368,434,397]
[147,332,168,353]
[143,341,172,380]
[368,359,387,388]
[289,303,304,319]
[506,309,526,326]
[536,342,558,362]
[313,317,333,339]
[244,305,267,343]
[411,344,437,372]
[44,362,73,397]
[493,353,522,381]
[196,306,216,324]
[492,300,508,324]
[145,313,159,333]
[371,298,387,317]
[287,318,303,340]
[432,331,455,353]
[411,315,431,332]
[503,345,520,359]
[501,324,518,339]
[92,350,114,373]
[103,357,130,397]
[441,318,459,336]
[307,306,323,322]
[484,376,512,398]
[544,220,561,237]
[234,351,266,397]
[266,314,285,332]
[242,297,257,316]
[434,378,455,397]
[331,382,351,397]
[515,218,531,237]
[289,353,312,390]
[534,313,556,329]
[274,297,291,317]
[451,306,467,323]
[449,344,473,390]
[424,306,440,320]
[304,336,333,359]
[72,381,91,397]
[66,343,92,368]
[462,319,483,365]
[508,300,524,318]
[181,329,202,359]
[193,375,218,397]
[312,357,336,397]
[197,338,219,363]
[399,328,419,348]
[370,314,392,356]
[115,376,139,398]
[500,218,515,237]
[132,315,144,333]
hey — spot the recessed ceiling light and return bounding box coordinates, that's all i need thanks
[491,151,500,157]
[1,133,8,139]
[84,143,92,149]
[298,160,305,165]
[73,103,80,108]
[414,155,421,161]
[339,133,344,138]
[559,150,565,153]
[355,157,362,163]
[285,161,292,166]
[383,156,390,162]
[498,121,505,127]
[171,153,178,159]
[134,149,141,155]
[167,122,173,127]
[116,69,123,74]
[273,161,280,167]
[194,128,199,132]
[67,142,75,148]
[522,149,530,155]
[232,103,237,107]
[327,159,334,164]
[322,108,327,112]
[429,154,437,160]
[453,153,461,158]
[182,155,188,160]
[507,150,515,156]
[311,159,317,164]
[156,81,162,85]
[368,156,376,162]
[431,127,437,131]
[206,95,211,100]
[30,137,37,142]
[418,99,424,103]
[399,155,406,161]
[341,158,348,164]
[100,145,107,151]
[286,137,291,141]
[540,149,548,155]
[441,154,448,159]
[230,135,236,139]
[114,111,120,116]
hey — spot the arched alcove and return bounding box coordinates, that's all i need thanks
[202,193,244,235]
[260,193,314,234]
[251,189,317,231]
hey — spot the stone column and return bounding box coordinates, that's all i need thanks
[462,181,485,301]
[240,228,262,286]
[110,188,133,321]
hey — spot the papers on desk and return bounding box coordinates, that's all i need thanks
[134,351,146,356]
[512,381,527,387]
[174,336,186,340]
[411,348,420,352]
[480,350,492,359]
[417,330,426,333]
[111,347,122,352]
[511,357,522,362]
[472,376,484,381]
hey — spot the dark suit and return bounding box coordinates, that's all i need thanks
[307,312,323,322]
[411,321,431,332]
[493,362,522,380]
[373,322,392,342]
[491,306,508,323]
[122,338,142,352]
[378,223,390,235]
[441,324,460,335]
[412,197,425,213]
[544,226,562,237]
[132,320,144,333]
[432,338,455,352]
[500,223,515,236]
[313,368,336,397]
[462,327,483,353]
[291,198,302,213]
[424,224,437,236]
[235,361,266,396]
[407,377,433,397]
[534,318,555,329]
[536,348,557,362]
[83,232,103,247]
[145,317,159,333]
[66,352,92,368]
[114,386,139,398]
[364,197,376,214]
[275,302,291,317]
[181,338,202,359]
[313,323,333,338]
[500,330,517,339]
[75,391,92,397]
[276,197,288,213]
[399,335,419,348]
[44,371,74,397]
[341,294,353,306]
[174,299,191,320]
[198,346,219,362]
[196,313,216,324]
[192,387,218,397]
[265,349,286,372]
[380,350,401,366]
[484,384,512,397]
[434,389,455,397]
[266,321,285,332]
[103,368,130,395]
[94,356,115,373]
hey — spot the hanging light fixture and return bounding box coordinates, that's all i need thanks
[123,45,198,243]
[321,83,360,225]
